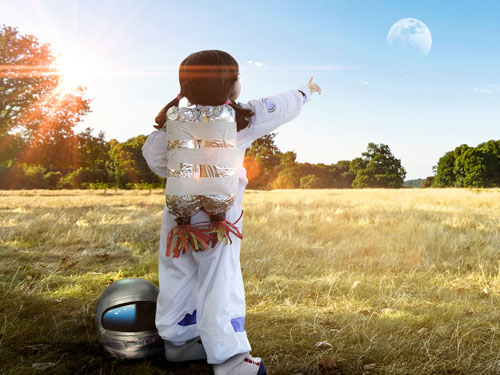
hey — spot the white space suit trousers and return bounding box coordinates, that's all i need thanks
[155,204,251,364]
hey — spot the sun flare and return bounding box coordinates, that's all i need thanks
[55,55,96,93]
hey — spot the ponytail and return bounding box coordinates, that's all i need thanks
[229,101,255,132]
[154,96,181,129]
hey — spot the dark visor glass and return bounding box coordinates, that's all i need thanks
[102,302,157,332]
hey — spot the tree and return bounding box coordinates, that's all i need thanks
[350,143,406,188]
[477,140,500,186]
[298,163,329,187]
[271,151,300,189]
[300,174,323,189]
[19,89,89,171]
[433,141,500,188]
[432,150,457,187]
[329,160,355,188]
[451,144,471,187]
[244,133,282,188]
[454,142,500,188]
[77,127,110,171]
[1,25,56,137]
[0,133,25,167]
[108,135,162,188]
[0,25,91,168]
[422,176,434,188]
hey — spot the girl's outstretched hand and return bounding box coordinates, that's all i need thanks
[307,76,321,95]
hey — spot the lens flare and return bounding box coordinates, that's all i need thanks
[55,55,95,92]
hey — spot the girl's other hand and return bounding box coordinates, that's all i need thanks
[154,105,168,129]
[307,76,321,95]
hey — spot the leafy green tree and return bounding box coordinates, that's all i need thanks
[271,151,300,189]
[454,148,487,187]
[350,143,406,188]
[0,133,25,167]
[475,140,500,186]
[432,150,456,187]
[329,160,355,188]
[0,25,91,169]
[454,142,500,188]
[0,163,57,189]
[244,133,282,188]
[451,144,471,187]
[433,141,500,188]
[43,171,62,189]
[300,174,323,189]
[298,163,329,187]
[77,128,110,170]
[108,135,162,188]
[63,167,110,188]
[20,91,89,171]
[422,176,434,188]
[0,25,57,137]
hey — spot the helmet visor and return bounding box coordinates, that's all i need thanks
[102,302,157,332]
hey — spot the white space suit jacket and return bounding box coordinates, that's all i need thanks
[142,84,312,227]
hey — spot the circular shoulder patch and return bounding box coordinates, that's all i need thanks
[262,98,276,113]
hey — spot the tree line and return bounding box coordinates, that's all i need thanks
[0,128,163,189]
[430,140,500,188]
[0,127,408,189]
[244,134,406,189]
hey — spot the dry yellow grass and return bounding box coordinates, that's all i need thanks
[1,188,500,374]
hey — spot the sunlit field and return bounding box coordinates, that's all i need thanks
[1,188,500,375]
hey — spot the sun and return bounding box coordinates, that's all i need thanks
[55,54,96,93]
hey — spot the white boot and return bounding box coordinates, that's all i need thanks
[213,352,267,375]
[163,336,207,362]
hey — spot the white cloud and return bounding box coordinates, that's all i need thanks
[242,64,358,71]
[488,84,500,90]
[357,80,369,85]
[246,60,264,67]
[473,88,495,94]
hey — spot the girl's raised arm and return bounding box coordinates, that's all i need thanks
[237,77,320,150]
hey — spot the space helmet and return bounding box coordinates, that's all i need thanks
[95,278,163,359]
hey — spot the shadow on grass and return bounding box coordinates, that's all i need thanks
[0,275,485,375]
[2,340,213,375]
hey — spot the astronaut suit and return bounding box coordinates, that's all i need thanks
[142,84,312,365]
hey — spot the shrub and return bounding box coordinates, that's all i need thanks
[43,171,62,189]
[300,174,324,189]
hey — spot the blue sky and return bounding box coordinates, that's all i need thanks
[1,0,499,179]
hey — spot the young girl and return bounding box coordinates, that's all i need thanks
[142,50,320,375]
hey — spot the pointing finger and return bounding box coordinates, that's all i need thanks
[308,76,313,83]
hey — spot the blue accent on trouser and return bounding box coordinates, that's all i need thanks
[178,310,197,326]
[230,317,245,332]
[177,312,245,333]
[257,360,267,375]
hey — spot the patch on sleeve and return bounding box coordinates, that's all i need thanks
[177,310,197,326]
[261,98,276,113]
[230,317,245,332]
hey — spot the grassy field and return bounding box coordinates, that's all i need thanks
[1,188,500,375]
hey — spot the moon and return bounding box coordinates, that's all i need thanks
[387,18,432,56]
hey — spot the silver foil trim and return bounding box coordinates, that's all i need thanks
[167,104,235,123]
[201,194,236,216]
[166,193,237,218]
[167,164,235,178]
[167,139,236,150]
[165,194,203,218]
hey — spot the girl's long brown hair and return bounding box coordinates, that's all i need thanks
[155,50,254,132]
